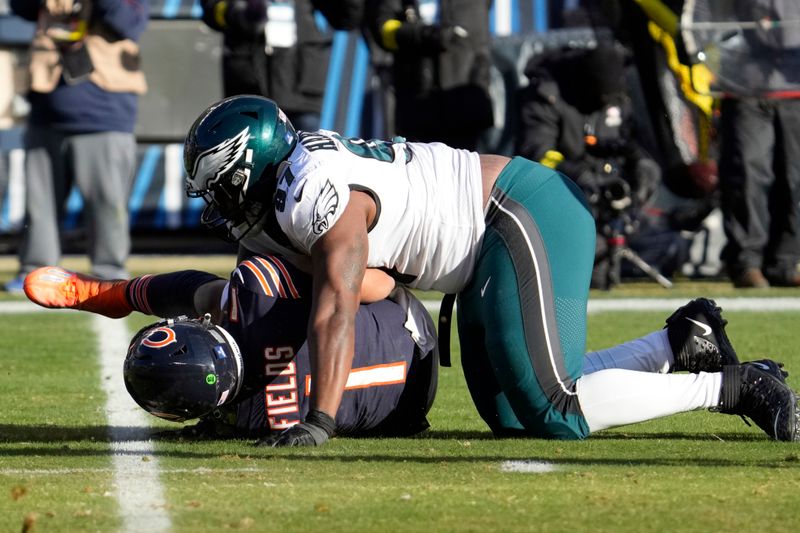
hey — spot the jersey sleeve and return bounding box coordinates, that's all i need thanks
[222,254,312,362]
[233,254,310,302]
[274,169,351,253]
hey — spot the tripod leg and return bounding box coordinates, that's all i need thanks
[618,247,674,288]
[608,246,622,288]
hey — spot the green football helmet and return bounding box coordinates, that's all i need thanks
[184,95,297,242]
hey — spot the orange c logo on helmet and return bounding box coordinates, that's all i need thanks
[142,327,177,348]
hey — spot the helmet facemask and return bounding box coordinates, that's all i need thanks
[195,163,281,243]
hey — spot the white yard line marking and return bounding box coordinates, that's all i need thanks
[8,297,800,316]
[92,315,171,533]
[586,297,800,313]
[500,460,557,473]
[419,297,800,314]
[0,301,71,312]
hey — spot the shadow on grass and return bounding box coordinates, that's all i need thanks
[1,425,771,444]
[1,445,798,469]
[1,424,798,470]
[0,424,159,442]
[418,429,770,442]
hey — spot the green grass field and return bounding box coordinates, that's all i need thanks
[2,256,800,532]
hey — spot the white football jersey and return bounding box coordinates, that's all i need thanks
[247,130,485,293]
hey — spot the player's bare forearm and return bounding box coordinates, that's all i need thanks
[308,289,359,416]
[308,194,372,418]
[309,238,364,416]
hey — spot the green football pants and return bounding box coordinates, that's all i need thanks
[457,157,596,439]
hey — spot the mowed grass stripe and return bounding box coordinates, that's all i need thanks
[92,315,171,533]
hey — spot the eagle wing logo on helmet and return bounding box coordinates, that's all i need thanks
[312,179,339,235]
[189,127,250,193]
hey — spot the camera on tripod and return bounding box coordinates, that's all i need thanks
[581,159,673,290]
[514,39,679,289]
[596,172,632,212]
[579,161,637,231]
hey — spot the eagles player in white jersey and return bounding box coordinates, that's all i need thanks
[183,95,800,445]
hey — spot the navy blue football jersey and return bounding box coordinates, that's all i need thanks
[213,254,437,438]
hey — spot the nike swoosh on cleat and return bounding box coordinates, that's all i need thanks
[686,317,713,336]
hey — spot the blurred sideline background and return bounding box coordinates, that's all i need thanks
[0,0,723,277]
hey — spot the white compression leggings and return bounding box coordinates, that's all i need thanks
[576,330,723,433]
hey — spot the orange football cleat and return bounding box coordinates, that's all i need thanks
[24,266,132,318]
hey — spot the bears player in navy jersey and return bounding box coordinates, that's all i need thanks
[178,95,800,444]
[23,255,438,444]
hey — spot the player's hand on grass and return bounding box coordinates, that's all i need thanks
[256,409,335,447]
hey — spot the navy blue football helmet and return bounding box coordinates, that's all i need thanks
[124,315,244,422]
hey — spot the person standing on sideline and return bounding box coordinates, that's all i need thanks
[366,0,494,150]
[199,0,362,132]
[4,0,148,291]
[718,0,800,288]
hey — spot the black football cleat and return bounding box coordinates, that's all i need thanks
[742,359,789,384]
[716,363,799,442]
[664,298,739,373]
